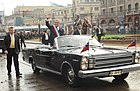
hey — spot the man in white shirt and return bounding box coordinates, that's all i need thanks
[42,30,49,45]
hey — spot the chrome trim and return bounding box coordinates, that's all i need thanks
[78,64,140,78]
[37,66,61,75]
[60,61,73,73]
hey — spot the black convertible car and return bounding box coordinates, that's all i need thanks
[22,35,140,87]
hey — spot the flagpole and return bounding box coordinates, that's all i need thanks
[135,37,137,52]
[88,39,90,56]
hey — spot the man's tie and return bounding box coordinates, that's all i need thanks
[11,34,15,48]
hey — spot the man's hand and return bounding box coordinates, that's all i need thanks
[4,50,8,54]
[46,14,51,20]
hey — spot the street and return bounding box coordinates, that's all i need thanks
[0,43,140,91]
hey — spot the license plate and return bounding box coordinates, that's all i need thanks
[110,70,122,76]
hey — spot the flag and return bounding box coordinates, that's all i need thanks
[127,39,136,49]
[81,42,89,53]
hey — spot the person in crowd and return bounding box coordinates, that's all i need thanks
[42,30,50,45]
[73,23,83,35]
[45,16,64,46]
[3,26,22,77]
[73,15,82,30]
[82,18,92,34]
[19,32,26,48]
[67,26,74,35]
[96,25,103,42]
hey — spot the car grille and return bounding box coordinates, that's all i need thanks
[91,52,133,69]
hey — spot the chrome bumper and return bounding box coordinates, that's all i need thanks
[78,64,140,78]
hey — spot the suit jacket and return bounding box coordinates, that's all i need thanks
[46,21,64,46]
[73,30,81,35]
[42,33,49,45]
[96,28,103,36]
[3,33,20,54]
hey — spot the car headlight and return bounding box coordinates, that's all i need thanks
[134,52,140,63]
[81,57,88,70]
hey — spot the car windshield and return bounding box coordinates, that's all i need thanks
[57,35,102,49]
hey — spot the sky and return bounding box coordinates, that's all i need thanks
[0,0,72,16]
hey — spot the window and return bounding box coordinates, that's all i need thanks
[103,9,106,15]
[85,0,89,2]
[135,3,139,11]
[67,10,69,14]
[95,7,99,11]
[103,0,105,4]
[80,7,85,11]
[128,4,131,12]
[111,8,114,13]
[96,0,100,2]
[91,0,94,2]
[120,6,123,12]
[61,11,64,15]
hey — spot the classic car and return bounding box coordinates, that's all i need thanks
[22,35,140,87]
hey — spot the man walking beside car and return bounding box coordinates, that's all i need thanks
[96,25,103,42]
[45,15,64,46]
[3,26,22,77]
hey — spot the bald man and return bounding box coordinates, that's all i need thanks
[45,17,64,46]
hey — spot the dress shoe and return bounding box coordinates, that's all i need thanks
[7,72,11,76]
[16,73,22,76]
[16,75,22,78]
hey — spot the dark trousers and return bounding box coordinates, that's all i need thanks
[97,34,102,42]
[21,40,26,48]
[7,49,20,75]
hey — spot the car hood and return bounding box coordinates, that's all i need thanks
[65,46,130,56]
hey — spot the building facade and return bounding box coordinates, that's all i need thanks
[100,0,140,34]
[6,6,64,27]
[72,0,100,25]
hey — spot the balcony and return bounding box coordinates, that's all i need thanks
[78,2,100,5]
[126,10,140,15]
[117,12,125,16]
[108,13,117,17]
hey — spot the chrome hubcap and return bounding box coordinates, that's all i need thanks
[67,68,75,82]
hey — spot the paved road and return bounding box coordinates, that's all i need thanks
[0,43,140,91]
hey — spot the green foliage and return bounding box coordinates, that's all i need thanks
[99,34,133,40]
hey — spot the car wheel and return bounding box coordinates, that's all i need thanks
[114,73,129,80]
[31,61,40,73]
[64,65,79,87]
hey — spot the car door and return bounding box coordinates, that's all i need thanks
[39,49,60,70]
[34,49,43,67]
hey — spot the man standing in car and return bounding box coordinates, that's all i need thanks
[45,15,64,46]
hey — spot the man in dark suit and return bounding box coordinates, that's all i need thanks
[19,32,26,48]
[45,16,64,46]
[96,25,103,42]
[3,26,22,77]
[42,30,49,45]
[73,24,83,35]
